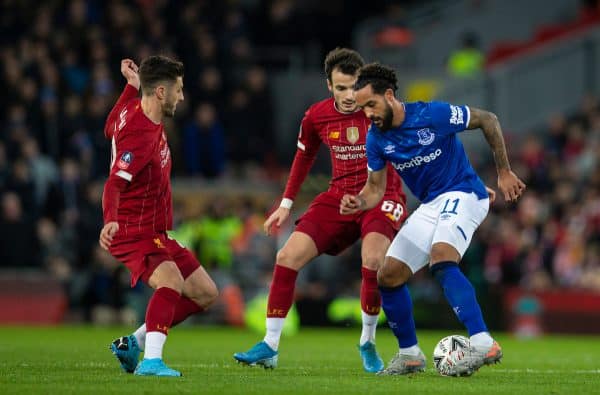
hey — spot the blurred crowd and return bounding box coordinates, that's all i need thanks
[474,97,600,292]
[1,0,599,327]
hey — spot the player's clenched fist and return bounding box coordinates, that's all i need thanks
[99,221,119,250]
[121,59,140,90]
[340,194,364,215]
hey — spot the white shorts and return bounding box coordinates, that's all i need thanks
[386,191,489,274]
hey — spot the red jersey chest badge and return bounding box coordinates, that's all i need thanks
[346,127,359,144]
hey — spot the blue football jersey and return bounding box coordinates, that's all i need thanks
[366,101,487,203]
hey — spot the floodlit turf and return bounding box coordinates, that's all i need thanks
[0,325,598,394]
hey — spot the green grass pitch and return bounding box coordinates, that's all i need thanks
[0,325,598,394]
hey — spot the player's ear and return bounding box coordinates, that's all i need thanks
[384,88,395,101]
[156,85,165,100]
[326,78,333,93]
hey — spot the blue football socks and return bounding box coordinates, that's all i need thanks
[379,284,418,348]
[431,261,488,336]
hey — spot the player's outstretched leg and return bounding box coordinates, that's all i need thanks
[377,349,426,375]
[133,284,182,377]
[359,267,384,373]
[233,341,279,369]
[233,265,297,369]
[110,334,142,373]
[377,284,426,375]
[431,261,502,375]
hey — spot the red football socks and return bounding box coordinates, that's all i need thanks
[171,296,204,326]
[266,265,298,318]
[361,267,381,315]
[145,287,180,335]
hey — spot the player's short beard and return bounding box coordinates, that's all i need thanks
[379,102,394,132]
[162,101,176,117]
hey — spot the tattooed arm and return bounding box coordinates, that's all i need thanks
[467,107,526,202]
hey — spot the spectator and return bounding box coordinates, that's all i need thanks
[183,102,226,178]
[0,192,38,267]
[447,31,485,78]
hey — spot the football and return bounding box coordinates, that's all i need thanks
[432,334,471,376]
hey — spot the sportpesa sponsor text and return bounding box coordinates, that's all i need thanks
[391,149,443,171]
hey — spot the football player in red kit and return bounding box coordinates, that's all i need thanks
[100,56,218,377]
[234,48,407,373]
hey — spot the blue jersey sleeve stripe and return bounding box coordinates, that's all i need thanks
[465,105,471,129]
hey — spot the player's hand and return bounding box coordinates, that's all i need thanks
[498,170,526,202]
[99,221,119,250]
[340,194,363,215]
[264,207,290,236]
[121,59,140,90]
[485,186,496,204]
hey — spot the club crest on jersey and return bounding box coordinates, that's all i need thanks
[153,238,165,249]
[417,128,435,145]
[117,151,133,170]
[346,126,359,144]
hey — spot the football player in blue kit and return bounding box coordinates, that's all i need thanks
[340,63,526,376]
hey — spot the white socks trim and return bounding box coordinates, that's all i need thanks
[264,317,285,351]
[359,311,378,345]
[144,331,167,360]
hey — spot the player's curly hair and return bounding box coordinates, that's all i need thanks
[354,63,398,94]
[324,47,364,81]
[139,55,184,95]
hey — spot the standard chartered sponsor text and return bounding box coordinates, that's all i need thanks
[332,144,366,160]
[391,149,442,171]
[335,152,366,160]
[331,144,366,152]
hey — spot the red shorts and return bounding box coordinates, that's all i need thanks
[295,191,407,255]
[109,232,201,287]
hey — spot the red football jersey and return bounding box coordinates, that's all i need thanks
[103,85,173,239]
[283,97,404,200]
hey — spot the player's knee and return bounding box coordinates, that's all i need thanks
[184,276,219,307]
[377,260,411,287]
[430,243,460,264]
[275,248,302,270]
[165,275,185,293]
[377,266,399,287]
[362,254,383,271]
[204,281,219,307]
[155,262,185,292]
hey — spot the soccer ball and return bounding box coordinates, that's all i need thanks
[432,334,471,376]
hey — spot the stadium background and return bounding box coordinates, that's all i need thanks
[1,0,600,337]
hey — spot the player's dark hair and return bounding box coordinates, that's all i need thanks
[354,63,398,94]
[139,55,184,95]
[324,47,364,81]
